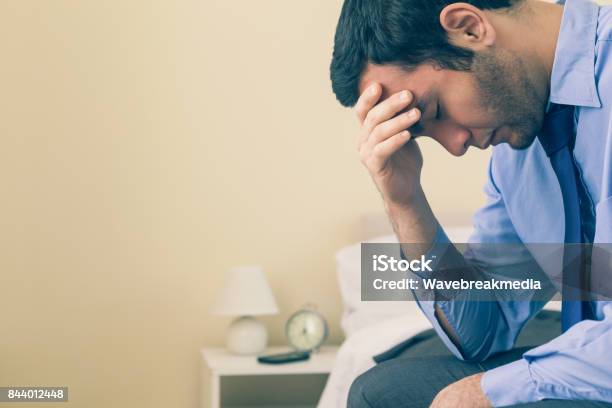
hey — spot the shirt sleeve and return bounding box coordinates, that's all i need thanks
[482,303,612,406]
[411,156,557,361]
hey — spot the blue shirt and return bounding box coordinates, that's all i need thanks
[418,0,612,405]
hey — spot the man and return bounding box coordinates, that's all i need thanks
[330,0,612,407]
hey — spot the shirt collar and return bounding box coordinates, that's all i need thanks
[549,0,601,108]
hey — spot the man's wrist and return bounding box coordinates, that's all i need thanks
[383,186,427,214]
[384,188,438,247]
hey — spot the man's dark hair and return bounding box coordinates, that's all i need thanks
[330,0,522,107]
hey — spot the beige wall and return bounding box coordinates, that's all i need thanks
[10,0,607,407]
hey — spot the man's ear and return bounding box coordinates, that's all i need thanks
[439,3,496,50]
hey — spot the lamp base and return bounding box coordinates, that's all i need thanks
[226,316,267,355]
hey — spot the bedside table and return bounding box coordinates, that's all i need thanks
[201,346,338,408]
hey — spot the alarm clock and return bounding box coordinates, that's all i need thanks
[285,305,328,351]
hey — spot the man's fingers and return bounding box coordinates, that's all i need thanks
[365,130,412,171]
[357,90,414,150]
[369,108,420,146]
[355,83,382,123]
[363,90,413,136]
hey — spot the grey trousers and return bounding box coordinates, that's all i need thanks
[348,311,612,408]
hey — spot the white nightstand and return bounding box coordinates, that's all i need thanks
[201,346,338,408]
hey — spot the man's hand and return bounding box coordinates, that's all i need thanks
[355,82,438,252]
[355,83,423,209]
[430,373,492,408]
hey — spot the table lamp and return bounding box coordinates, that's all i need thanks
[211,266,279,355]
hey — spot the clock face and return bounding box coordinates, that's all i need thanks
[285,310,328,351]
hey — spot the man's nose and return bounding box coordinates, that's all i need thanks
[440,126,472,157]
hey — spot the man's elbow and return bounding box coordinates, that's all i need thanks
[434,305,501,363]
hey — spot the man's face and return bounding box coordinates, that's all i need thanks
[358,49,547,156]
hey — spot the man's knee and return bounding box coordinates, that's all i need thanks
[347,358,429,408]
[348,363,390,408]
[347,355,480,408]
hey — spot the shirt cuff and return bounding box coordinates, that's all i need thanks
[418,224,451,274]
[482,358,539,407]
[433,223,451,244]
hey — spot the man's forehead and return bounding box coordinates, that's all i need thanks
[358,63,436,101]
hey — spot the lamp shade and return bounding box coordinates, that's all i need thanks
[210,266,279,316]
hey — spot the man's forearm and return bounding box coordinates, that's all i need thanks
[384,188,438,256]
[384,189,464,351]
